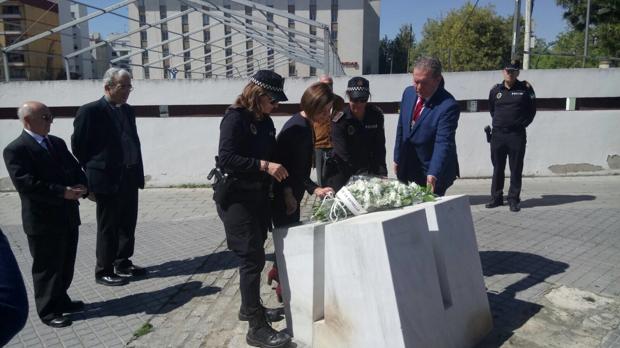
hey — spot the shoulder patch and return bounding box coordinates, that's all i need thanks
[332,111,344,123]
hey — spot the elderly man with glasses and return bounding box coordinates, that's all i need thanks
[72,68,147,287]
[3,101,88,328]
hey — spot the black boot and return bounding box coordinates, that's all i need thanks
[246,307,291,348]
[239,304,285,322]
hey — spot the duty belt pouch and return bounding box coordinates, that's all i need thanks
[212,175,236,208]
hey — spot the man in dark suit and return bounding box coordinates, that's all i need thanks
[3,101,87,328]
[72,68,146,287]
[394,56,460,196]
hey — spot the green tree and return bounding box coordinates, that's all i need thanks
[378,24,416,74]
[555,0,620,61]
[414,3,514,71]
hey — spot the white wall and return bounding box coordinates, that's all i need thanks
[1,69,619,188]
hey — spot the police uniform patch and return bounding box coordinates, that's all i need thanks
[250,123,257,135]
[365,124,378,129]
[496,92,502,99]
[347,125,355,135]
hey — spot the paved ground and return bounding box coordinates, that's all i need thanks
[2,176,620,348]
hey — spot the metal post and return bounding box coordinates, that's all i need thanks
[64,57,71,80]
[511,0,521,60]
[523,0,532,69]
[2,51,9,82]
[583,0,591,68]
[323,27,330,75]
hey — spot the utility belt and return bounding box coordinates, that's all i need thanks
[493,125,525,133]
[209,163,270,208]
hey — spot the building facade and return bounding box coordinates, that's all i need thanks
[0,0,64,81]
[57,1,94,79]
[127,0,380,79]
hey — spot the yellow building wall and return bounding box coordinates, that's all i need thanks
[1,1,63,80]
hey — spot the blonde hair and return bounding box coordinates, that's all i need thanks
[300,82,335,121]
[233,82,269,119]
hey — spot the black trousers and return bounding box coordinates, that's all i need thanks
[314,148,332,187]
[26,226,79,321]
[217,197,269,313]
[490,129,527,203]
[94,167,139,277]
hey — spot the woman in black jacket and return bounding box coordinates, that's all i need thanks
[272,82,336,227]
[215,70,291,348]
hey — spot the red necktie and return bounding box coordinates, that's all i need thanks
[412,96,423,124]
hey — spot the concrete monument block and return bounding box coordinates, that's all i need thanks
[417,195,493,347]
[272,222,327,347]
[314,207,452,348]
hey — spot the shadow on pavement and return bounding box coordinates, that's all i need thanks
[468,195,491,206]
[145,250,240,279]
[467,194,596,209]
[520,194,596,208]
[74,281,220,321]
[475,251,569,348]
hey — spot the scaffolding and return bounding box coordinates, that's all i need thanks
[1,0,345,81]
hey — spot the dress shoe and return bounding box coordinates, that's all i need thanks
[239,305,285,323]
[509,201,521,212]
[63,300,85,313]
[115,264,148,278]
[43,315,72,328]
[96,275,128,286]
[485,200,503,209]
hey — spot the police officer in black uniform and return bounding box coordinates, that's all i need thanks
[486,60,536,212]
[214,70,291,348]
[325,77,387,191]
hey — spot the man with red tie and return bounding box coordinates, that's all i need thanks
[3,101,87,328]
[394,56,460,196]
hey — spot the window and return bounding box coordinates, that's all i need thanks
[310,67,316,76]
[3,18,21,32]
[159,5,167,19]
[7,53,24,63]
[183,37,190,50]
[2,5,20,15]
[141,51,149,64]
[289,60,296,77]
[185,64,191,78]
[202,13,209,26]
[309,0,317,20]
[12,68,26,79]
[331,0,338,22]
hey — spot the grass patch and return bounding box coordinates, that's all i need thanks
[133,323,153,338]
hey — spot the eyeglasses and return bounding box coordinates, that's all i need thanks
[41,113,54,121]
[350,97,369,103]
[261,94,279,105]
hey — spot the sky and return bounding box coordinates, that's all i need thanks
[82,0,570,44]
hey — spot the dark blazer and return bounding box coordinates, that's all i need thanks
[3,131,86,235]
[394,85,460,189]
[71,97,144,194]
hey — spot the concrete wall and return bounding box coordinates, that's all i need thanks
[0,69,619,188]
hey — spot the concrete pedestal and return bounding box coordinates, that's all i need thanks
[273,195,492,348]
[272,222,326,347]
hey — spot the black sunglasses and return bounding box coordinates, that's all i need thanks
[41,113,54,121]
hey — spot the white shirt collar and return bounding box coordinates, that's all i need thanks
[24,128,46,146]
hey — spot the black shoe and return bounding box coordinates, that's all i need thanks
[509,201,520,212]
[43,314,72,328]
[246,308,291,348]
[485,200,503,209]
[96,275,128,286]
[63,300,85,313]
[239,306,285,322]
[115,264,148,278]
